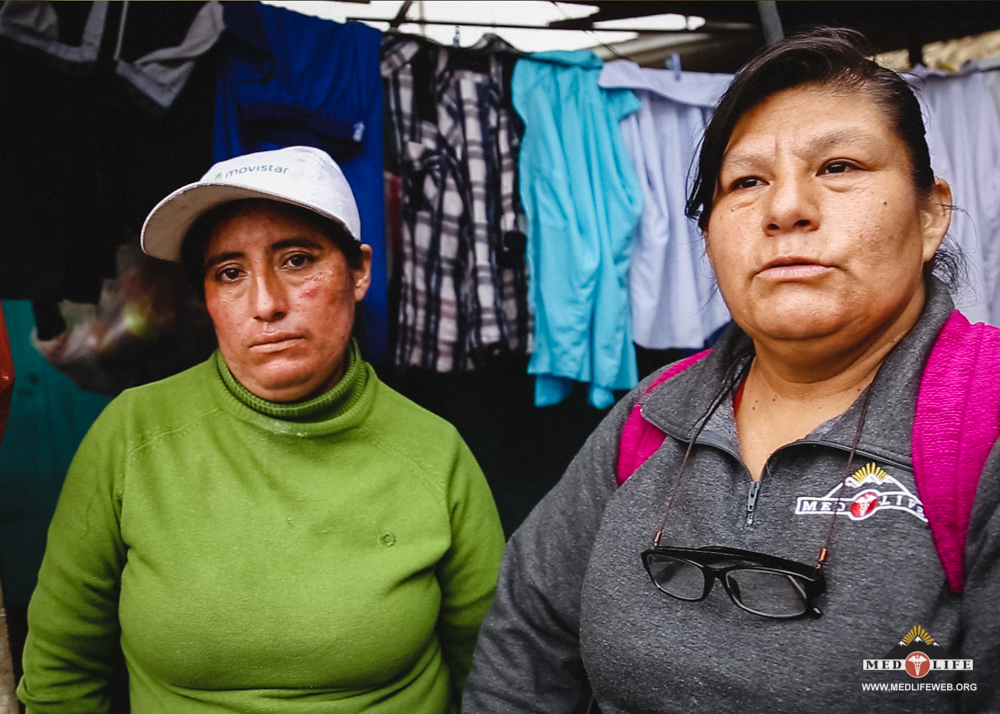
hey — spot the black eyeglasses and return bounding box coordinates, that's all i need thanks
[640,353,882,620]
[641,545,825,619]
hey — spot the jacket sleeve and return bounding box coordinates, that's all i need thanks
[960,438,1000,713]
[16,404,127,714]
[462,380,649,713]
[436,436,507,704]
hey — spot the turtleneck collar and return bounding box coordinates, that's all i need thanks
[215,339,370,425]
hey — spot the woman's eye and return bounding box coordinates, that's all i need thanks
[730,176,763,190]
[284,253,313,269]
[823,161,854,174]
[218,267,242,282]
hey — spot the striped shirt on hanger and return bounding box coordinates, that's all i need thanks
[382,34,531,372]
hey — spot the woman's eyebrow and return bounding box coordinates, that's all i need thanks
[270,237,325,252]
[204,251,244,271]
[803,126,874,154]
[722,126,877,170]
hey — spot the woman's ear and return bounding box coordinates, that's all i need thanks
[702,229,717,272]
[921,178,952,263]
[353,244,373,302]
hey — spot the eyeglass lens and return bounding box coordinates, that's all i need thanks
[647,555,810,617]
[646,556,706,600]
[725,568,808,617]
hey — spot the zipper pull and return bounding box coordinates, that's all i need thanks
[746,480,762,526]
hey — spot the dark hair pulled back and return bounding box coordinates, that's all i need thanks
[686,27,935,231]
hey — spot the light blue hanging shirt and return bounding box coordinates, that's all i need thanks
[599,60,734,351]
[512,51,643,409]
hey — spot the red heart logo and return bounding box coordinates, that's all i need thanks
[850,490,880,519]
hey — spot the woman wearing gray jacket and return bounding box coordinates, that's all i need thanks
[463,28,998,713]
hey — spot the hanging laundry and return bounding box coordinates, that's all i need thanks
[0,1,219,307]
[512,51,642,409]
[980,56,1000,122]
[0,1,223,111]
[114,1,224,112]
[599,60,733,351]
[382,34,530,372]
[0,1,107,64]
[907,65,1000,326]
[215,2,389,362]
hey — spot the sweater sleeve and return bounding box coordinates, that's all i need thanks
[461,381,645,713]
[16,403,127,714]
[435,438,506,704]
[959,438,1000,713]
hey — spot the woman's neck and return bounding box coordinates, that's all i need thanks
[735,288,925,481]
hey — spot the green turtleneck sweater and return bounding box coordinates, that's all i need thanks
[18,342,505,713]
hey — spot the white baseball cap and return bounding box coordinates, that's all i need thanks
[141,145,362,262]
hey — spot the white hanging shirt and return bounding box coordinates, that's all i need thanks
[599,60,733,350]
[907,64,1000,325]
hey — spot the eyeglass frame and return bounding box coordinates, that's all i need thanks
[640,353,884,622]
[641,545,826,620]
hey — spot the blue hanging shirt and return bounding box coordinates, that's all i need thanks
[512,51,642,408]
[214,2,389,362]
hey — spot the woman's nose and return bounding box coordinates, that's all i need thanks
[762,174,820,235]
[250,270,289,322]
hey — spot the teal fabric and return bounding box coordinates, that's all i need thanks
[511,51,643,409]
[0,301,110,604]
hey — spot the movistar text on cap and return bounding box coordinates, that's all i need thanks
[218,165,290,179]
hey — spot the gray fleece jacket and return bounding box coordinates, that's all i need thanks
[464,280,1000,714]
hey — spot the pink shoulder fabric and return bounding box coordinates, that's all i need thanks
[913,311,1000,594]
[616,350,711,486]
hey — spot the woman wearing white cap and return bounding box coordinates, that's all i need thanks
[17,146,505,714]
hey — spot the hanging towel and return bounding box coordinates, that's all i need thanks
[512,51,642,409]
[382,34,530,372]
[600,60,733,351]
[215,2,389,361]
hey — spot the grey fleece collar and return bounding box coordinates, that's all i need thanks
[641,277,956,467]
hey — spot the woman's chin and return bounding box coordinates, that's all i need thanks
[740,307,849,344]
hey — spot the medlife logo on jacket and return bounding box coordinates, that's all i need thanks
[863,625,973,682]
[794,462,927,523]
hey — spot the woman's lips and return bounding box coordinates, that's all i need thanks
[756,261,832,280]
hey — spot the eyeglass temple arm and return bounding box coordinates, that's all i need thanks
[815,547,828,570]
[814,361,885,572]
[651,355,754,548]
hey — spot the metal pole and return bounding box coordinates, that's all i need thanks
[757,1,784,46]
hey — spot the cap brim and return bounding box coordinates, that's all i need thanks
[141,182,358,262]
